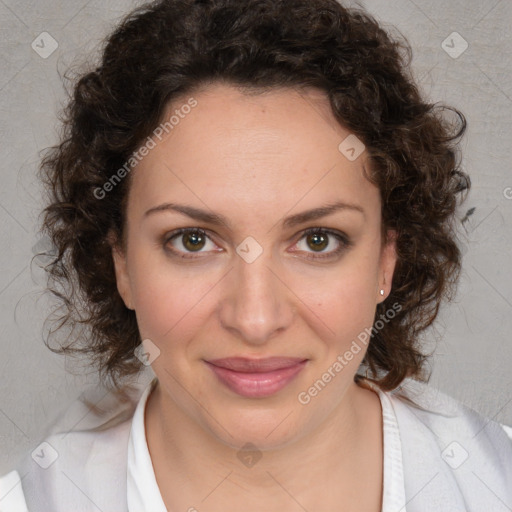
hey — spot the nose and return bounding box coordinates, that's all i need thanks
[218,249,294,346]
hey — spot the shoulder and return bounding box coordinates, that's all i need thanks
[390,377,512,443]
[385,378,512,509]
[13,376,151,512]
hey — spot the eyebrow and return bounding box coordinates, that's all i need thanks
[143,200,365,228]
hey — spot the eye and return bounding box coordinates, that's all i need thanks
[162,227,351,261]
[163,228,220,258]
[292,228,351,260]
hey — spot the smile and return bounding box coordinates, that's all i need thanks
[204,357,308,398]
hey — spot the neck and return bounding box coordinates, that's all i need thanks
[145,378,383,510]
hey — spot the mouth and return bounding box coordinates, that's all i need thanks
[204,357,308,398]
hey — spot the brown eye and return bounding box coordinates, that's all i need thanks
[306,232,329,252]
[164,228,219,258]
[181,231,206,251]
[293,228,352,260]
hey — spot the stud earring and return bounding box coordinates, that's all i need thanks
[379,289,385,296]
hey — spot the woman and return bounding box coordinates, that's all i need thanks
[1,0,511,510]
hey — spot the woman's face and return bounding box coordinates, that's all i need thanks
[112,83,397,449]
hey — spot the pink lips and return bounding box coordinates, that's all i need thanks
[205,357,307,398]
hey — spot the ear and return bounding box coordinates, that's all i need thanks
[108,231,135,310]
[377,229,398,303]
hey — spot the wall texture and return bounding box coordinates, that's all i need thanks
[0,0,511,474]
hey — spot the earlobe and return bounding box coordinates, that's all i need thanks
[110,235,134,311]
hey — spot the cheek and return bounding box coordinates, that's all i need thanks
[315,284,376,341]
[129,255,214,342]
[299,256,379,346]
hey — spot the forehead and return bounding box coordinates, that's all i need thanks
[128,83,379,221]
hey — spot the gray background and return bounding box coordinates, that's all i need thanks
[0,0,511,474]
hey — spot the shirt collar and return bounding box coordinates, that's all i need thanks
[127,378,166,512]
[372,383,407,512]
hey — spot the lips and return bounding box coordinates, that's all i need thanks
[207,357,307,372]
[204,357,308,398]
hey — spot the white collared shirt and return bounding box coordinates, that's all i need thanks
[3,377,512,511]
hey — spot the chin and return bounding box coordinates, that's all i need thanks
[200,402,306,452]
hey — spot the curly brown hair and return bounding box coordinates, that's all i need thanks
[37,0,469,391]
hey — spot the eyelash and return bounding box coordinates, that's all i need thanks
[163,227,352,261]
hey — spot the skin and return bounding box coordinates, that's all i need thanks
[112,83,397,511]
